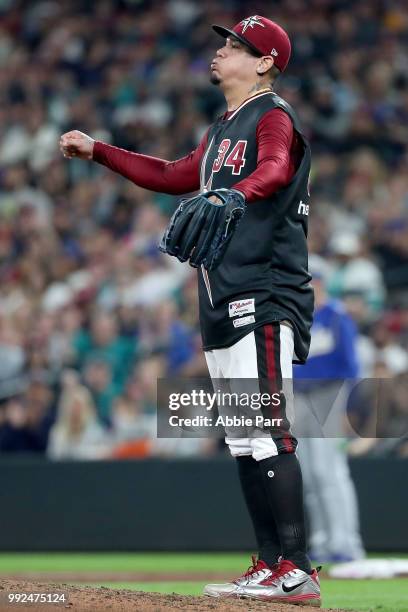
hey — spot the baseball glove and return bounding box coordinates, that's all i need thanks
[159,189,246,271]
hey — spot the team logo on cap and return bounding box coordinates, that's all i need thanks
[239,15,265,34]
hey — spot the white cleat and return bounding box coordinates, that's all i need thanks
[240,558,321,607]
[203,555,274,598]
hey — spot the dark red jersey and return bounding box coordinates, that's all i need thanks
[93,91,313,362]
[93,106,302,201]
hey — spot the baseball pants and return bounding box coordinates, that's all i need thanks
[295,384,365,558]
[205,322,297,460]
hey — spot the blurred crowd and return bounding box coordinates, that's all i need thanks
[0,0,407,459]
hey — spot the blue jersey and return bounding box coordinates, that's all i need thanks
[294,299,359,381]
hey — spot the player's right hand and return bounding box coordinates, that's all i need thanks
[59,130,95,160]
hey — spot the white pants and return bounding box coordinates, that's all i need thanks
[205,323,295,461]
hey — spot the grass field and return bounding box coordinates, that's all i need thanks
[0,553,407,612]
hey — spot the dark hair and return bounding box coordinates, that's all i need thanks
[246,46,281,84]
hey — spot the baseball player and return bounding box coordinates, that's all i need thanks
[60,15,320,605]
[294,257,365,562]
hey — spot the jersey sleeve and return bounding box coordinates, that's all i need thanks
[92,131,208,195]
[336,313,360,378]
[232,108,299,203]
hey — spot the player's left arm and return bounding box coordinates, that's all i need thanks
[231,109,300,203]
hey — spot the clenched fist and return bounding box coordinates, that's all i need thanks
[60,130,95,160]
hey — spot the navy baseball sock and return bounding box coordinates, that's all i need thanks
[259,452,312,574]
[236,455,281,567]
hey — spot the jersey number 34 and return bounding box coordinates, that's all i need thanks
[212,139,247,175]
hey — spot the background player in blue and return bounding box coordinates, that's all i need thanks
[61,15,320,605]
[294,255,365,562]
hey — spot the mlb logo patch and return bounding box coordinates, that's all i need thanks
[229,298,255,318]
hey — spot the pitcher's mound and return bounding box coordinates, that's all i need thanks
[0,579,345,611]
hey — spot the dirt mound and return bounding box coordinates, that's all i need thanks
[0,579,346,611]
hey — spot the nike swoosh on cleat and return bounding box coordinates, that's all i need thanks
[282,579,308,593]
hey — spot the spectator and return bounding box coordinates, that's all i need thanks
[83,358,121,425]
[73,310,136,388]
[109,394,155,459]
[328,233,385,321]
[0,380,54,452]
[47,377,110,460]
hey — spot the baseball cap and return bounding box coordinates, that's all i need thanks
[212,15,291,72]
[329,233,361,257]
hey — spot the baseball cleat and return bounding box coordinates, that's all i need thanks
[239,558,321,606]
[203,555,274,598]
